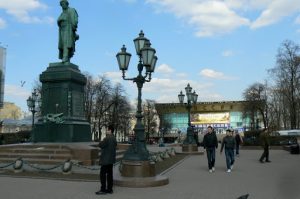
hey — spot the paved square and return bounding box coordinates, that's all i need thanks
[0,149,299,199]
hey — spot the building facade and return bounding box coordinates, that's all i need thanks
[155,101,254,134]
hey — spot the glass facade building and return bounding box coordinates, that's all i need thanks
[156,101,253,134]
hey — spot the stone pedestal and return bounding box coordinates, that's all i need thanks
[32,62,91,142]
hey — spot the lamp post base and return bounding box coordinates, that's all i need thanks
[114,160,169,187]
[121,160,155,177]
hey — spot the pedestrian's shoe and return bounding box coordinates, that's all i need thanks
[212,167,215,172]
[259,159,264,163]
[226,169,231,173]
[209,169,212,173]
[105,190,113,194]
[95,190,107,195]
[266,160,271,163]
[230,165,233,170]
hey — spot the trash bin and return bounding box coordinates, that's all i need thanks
[290,144,300,154]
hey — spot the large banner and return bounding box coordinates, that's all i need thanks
[191,112,230,124]
[0,47,5,108]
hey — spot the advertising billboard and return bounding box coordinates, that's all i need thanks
[191,112,230,124]
[0,47,6,108]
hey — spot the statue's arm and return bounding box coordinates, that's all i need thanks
[69,8,78,30]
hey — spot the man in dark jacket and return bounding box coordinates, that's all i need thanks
[96,124,117,195]
[235,130,243,156]
[259,128,271,163]
[220,129,236,172]
[203,126,218,172]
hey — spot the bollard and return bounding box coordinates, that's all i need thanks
[62,159,72,175]
[13,158,23,173]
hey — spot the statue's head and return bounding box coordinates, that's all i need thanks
[60,0,69,7]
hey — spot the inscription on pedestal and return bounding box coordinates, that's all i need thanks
[72,91,83,117]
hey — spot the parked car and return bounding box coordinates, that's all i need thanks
[279,137,297,145]
[273,129,300,136]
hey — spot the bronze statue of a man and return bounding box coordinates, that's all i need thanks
[57,0,79,64]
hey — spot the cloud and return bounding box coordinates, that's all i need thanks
[5,84,30,99]
[147,0,250,37]
[103,71,224,104]
[0,0,54,24]
[222,50,234,57]
[200,69,235,80]
[156,64,174,74]
[103,71,123,83]
[143,77,213,95]
[147,0,300,36]
[251,0,300,29]
[176,72,187,78]
[0,18,6,29]
[143,77,223,103]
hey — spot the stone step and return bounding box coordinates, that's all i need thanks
[0,153,72,160]
[0,144,70,150]
[97,150,126,156]
[92,154,124,165]
[0,148,71,155]
[0,157,69,165]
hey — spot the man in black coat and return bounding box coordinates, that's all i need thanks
[259,128,271,163]
[96,124,117,195]
[203,126,218,172]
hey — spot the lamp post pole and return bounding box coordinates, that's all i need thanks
[116,30,157,161]
[27,89,39,129]
[178,84,198,148]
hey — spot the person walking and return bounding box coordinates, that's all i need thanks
[96,124,117,195]
[259,128,271,163]
[203,126,218,173]
[220,129,236,173]
[235,130,243,156]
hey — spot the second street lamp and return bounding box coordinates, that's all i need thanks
[27,89,41,131]
[178,83,198,152]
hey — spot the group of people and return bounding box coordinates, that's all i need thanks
[95,124,272,194]
[202,126,271,173]
[202,126,243,173]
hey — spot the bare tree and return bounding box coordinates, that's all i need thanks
[243,82,268,129]
[83,74,133,141]
[93,76,113,141]
[143,99,158,143]
[107,83,132,141]
[269,40,300,129]
[84,73,97,123]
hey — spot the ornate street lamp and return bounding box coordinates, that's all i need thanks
[178,83,198,151]
[116,30,157,162]
[27,89,41,129]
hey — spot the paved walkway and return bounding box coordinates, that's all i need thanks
[0,148,299,199]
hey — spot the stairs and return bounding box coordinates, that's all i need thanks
[94,150,126,165]
[0,144,72,165]
[0,143,127,166]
